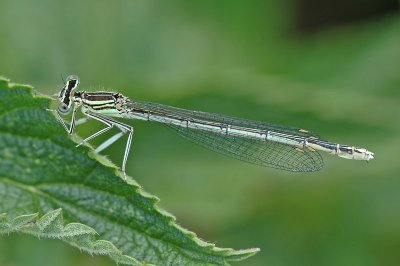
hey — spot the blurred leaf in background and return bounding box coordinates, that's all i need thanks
[0,0,399,265]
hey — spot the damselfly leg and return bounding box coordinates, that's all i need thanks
[53,107,133,179]
[76,112,133,180]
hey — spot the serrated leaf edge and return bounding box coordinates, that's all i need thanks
[0,209,144,266]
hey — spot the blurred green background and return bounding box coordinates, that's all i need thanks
[0,1,399,265]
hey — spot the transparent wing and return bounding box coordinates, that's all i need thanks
[168,124,323,172]
[127,100,324,172]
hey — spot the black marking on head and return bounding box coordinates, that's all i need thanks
[62,77,79,104]
[58,75,80,115]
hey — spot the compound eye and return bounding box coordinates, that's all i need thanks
[58,104,71,115]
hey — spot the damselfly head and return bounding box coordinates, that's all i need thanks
[57,75,80,115]
[58,75,80,98]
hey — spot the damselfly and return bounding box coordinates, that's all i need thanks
[54,75,374,179]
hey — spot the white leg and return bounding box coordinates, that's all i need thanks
[75,114,113,147]
[54,110,69,132]
[95,131,125,153]
[81,112,134,180]
[68,106,78,134]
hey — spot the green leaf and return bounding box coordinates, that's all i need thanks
[0,209,140,265]
[0,77,259,265]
